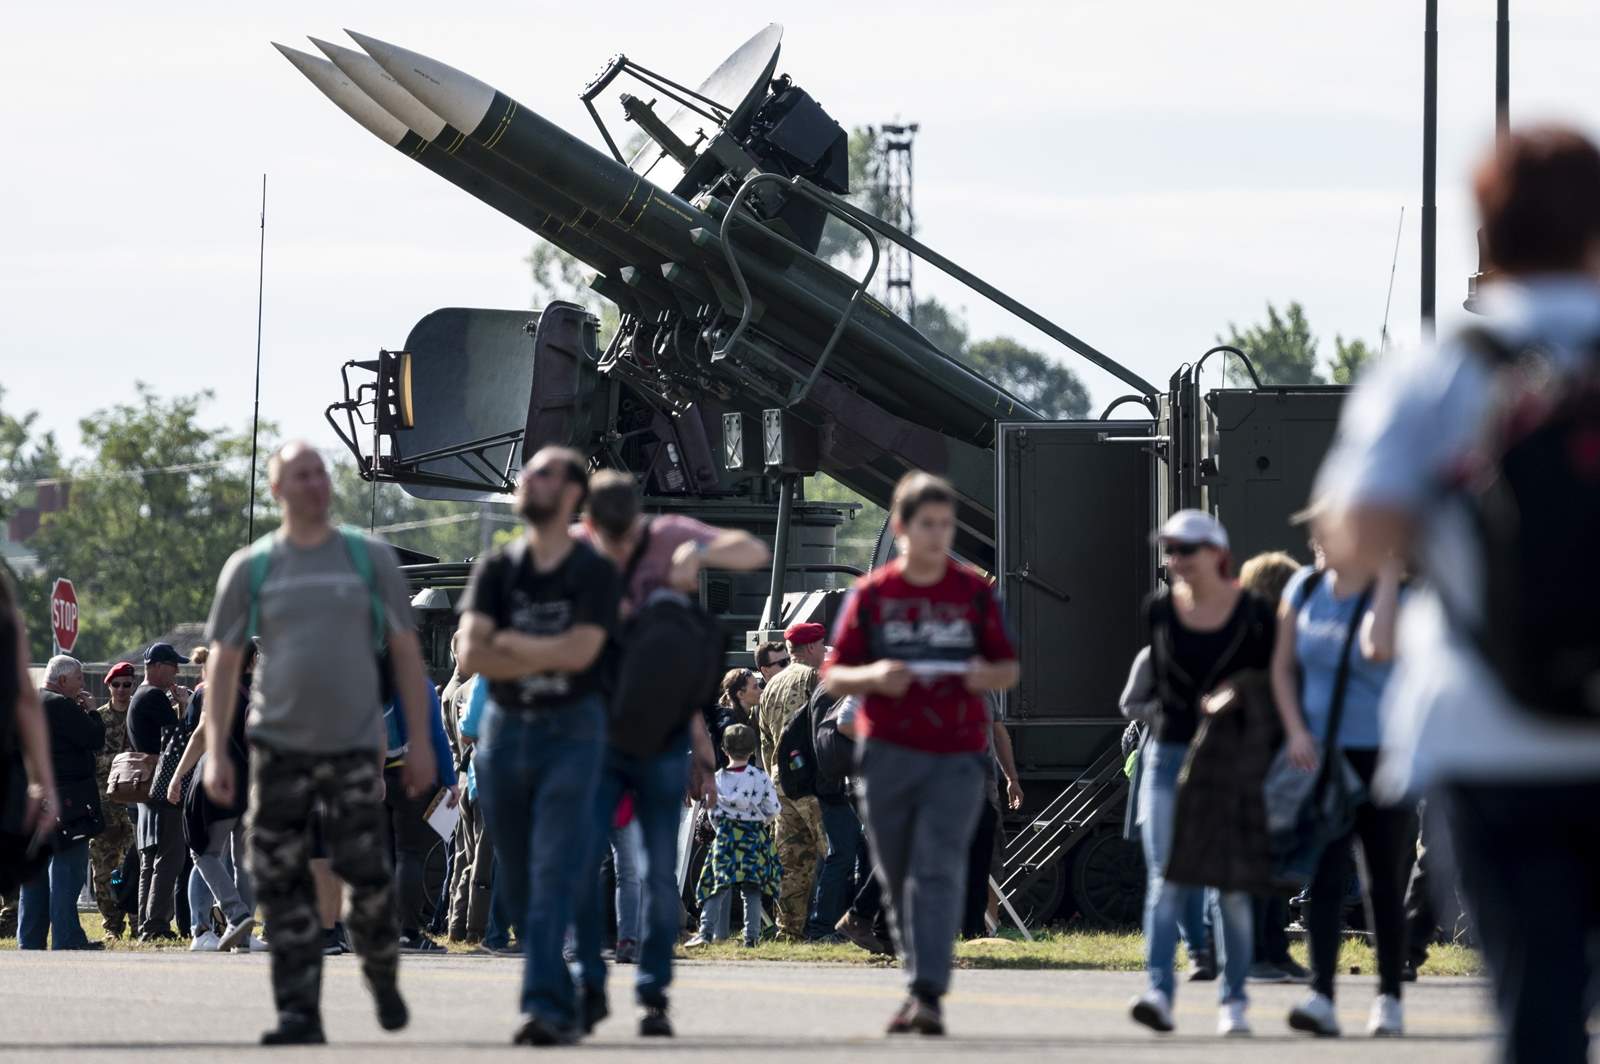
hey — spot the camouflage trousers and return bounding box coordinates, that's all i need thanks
[773,794,826,940]
[248,744,398,1023]
[89,808,135,936]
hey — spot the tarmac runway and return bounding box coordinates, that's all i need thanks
[0,951,1498,1062]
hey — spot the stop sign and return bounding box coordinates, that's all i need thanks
[50,578,78,653]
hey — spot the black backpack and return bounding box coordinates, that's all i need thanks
[776,695,818,800]
[1452,327,1600,722]
[608,521,724,758]
[810,686,853,799]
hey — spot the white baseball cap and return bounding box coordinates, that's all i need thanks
[1154,509,1229,550]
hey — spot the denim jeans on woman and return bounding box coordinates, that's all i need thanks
[476,695,605,1032]
[612,820,644,945]
[18,838,90,949]
[1139,740,1251,1003]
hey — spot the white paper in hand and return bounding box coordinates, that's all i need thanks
[424,789,461,842]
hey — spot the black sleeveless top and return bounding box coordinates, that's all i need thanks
[1146,590,1276,744]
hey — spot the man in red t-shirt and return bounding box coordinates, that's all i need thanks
[823,471,1019,1037]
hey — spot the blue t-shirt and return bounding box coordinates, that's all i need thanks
[1284,566,1399,751]
[461,675,488,802]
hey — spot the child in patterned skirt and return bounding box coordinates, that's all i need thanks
[690,724,780,947]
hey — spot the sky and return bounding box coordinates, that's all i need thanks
[4,1,1599,463]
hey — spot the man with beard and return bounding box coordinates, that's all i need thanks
[89,662,137,941]
[457,447,620,1046]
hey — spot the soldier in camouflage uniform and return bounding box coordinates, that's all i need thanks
[90,662,138,940]
[755,623,830,941]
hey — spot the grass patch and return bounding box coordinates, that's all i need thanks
[2,913,1482,977]
[680,928,1483,977]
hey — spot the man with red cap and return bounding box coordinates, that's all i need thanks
[754,620,830,940]
[89,661,138,940]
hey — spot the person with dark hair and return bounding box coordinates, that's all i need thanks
[1129,510,1276,1037]
[1311,126,1600,1064]
[824,471,1019,1036]
[754,642,789,685]
[458,447,618,1046]
[687,723,779,947]
[201,440,436,1045]
[571,467,768,1039]
[711,668,761,766]
[88,661,137,942]
[128,641,192,942]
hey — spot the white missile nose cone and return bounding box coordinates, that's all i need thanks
[313,34,448,141]
[271,41,409,148]
[345,30,496,137]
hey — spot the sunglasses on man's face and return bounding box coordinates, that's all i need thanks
[1163,541,1205,558]
[765,658,789,670]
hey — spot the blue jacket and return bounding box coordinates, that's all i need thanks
[383,684,458,789]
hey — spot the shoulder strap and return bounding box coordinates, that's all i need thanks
[621,518,654,591]
[337,527,387,652]
[1315,581,1375,792]
[244,533,278,642]
[1291,567,1326,612]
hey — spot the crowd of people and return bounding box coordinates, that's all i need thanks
[0,125,1598,1063]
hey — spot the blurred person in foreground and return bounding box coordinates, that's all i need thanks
[0,570,55,904]
[1310,126,1600,1064]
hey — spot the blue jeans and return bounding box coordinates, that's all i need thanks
[573,735,690,1008]
[807,798,862,938]
[483,854,514,950]
[612,820,644,944]
[19,838,90,950]
[700,885,762,942]
[477,696,606,1030]
[1139,741,1251,1003]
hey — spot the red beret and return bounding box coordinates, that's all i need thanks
[784,622,826,646]
[104,661,135,684]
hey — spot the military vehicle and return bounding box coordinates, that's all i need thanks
[280,26,1350,929]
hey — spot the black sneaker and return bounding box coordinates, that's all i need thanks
[398,932,445,954]
[1277,956,1312,983]
[639,1004,673,1037]
[367,976,409,1032]
[580,986,609,1034]
[322,928,348,956]
[1401,961,1420,983]
[261,1013,326,1045]
[1188,949,1218,982]
[512,1014,577,1046]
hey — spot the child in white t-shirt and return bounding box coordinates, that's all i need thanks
[689,724,780,946]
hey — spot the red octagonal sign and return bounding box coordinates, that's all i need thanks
[50,578,78,654]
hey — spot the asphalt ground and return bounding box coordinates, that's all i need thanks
[0,950,1499,1063]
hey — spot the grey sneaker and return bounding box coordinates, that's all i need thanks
[1288,992,1342,1037]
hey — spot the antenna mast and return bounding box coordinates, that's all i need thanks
[873,123,919,324]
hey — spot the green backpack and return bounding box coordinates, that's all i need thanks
[246,526,386,652]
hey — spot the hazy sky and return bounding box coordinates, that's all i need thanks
[5,1,1598,463]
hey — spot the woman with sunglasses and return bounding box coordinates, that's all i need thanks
[88,663,139,941]
[1131,510,1277,1037]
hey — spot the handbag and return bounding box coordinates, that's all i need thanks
[147,720,194,809]
[1265,579,1375,889]
[53,777,105,846]
[106,751,159,804]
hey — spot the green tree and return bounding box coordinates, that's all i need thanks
[1217,301,1325,386]
[1329,335,1376,385]
[527,241,620,340]
[965,338,1091,419]
[804,473,886,575]
[24,387,258,661]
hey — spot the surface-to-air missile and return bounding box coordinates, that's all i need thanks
[279,26,1159,562]
[287,25,1355,932]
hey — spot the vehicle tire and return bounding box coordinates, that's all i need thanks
[1069,827,1146,930]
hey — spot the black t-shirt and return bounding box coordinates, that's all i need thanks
[459,538,620,712]
[1146,590,1275,744]
[127,683,177,756]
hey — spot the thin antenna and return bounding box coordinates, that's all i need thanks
[247,173,267,543]
[1380,206,1404,355]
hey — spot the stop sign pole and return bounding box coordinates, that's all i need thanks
[50,577,79,657]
